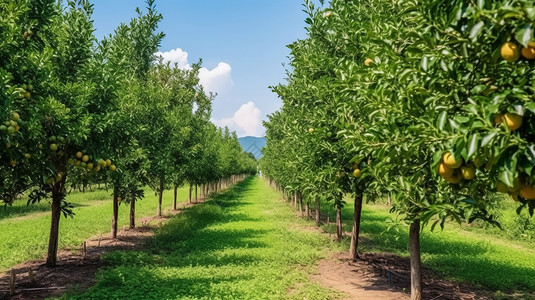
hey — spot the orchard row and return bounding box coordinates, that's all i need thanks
[260,1,534,299]
[0,0,256,267]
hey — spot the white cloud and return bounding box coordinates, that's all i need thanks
[155,48,190,69]
[198,62,233,95]
[155,48,233,95]
[211,101,263,137]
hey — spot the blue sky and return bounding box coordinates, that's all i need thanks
[90,0,321,137]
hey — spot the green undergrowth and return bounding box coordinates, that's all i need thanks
[65,177,343,300]
[0,185,191,271]
[316,196,535,294]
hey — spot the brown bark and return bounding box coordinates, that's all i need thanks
[130,196,136,229]
[315,197,320,227]
[336,206,342,241]
[305,201,310,218]
[173,185,178,210]
[410,220,422,300]
[189,184,192,203]
[111,188,119,239]
[46,184,62,267]
[298,191,303,216]
[157,179,164,217]
[350,189,363,260]
[195,184,198,203]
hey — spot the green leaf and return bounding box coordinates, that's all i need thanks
[469,21,485,40]
[481,131,498,147]
[515,24,533,47]
[467,133,479,159]
[437,111,447,131]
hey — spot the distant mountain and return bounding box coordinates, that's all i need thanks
[238,136,266,159]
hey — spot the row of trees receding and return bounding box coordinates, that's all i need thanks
[0,0,256,268]
[260,1,534,299]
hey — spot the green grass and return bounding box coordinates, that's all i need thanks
[317,197,535,293]
[0,185,192,271]
[65,177,344,300]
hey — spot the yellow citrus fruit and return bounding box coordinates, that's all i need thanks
[494,114,503,125]
[364,58,373,66]
[10,160,16,167]
[49,143,58,151]
[496,181,509,193]
[308,128,314,134]
[82,155,89,162]
[442,152,462,169]
[76,151,83,158]
[75,160,81,167]
[87,163,94,170]
[109,165,117,172]
[353,168,362,178]
[444,171,462,184]
[501,42,520,62]
[521,46,535,59]
[520,185,535,200]
[437,162,453,177]
[95,165,101,172]
[324,11,332,18]
[11,112,20,121]
[461,164,476,180]
[503,113,522,131]
[106,159,112,166]
[117,196,122,202]
[24,153,31,159]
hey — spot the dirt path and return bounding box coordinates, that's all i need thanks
[0,200,205,300]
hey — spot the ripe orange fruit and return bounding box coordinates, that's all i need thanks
[520,185,535,200]
[364,58,373,66]
[353,168,362,178]
[501,42,520,62]
[521,46,535,59]
[461,164,476,180]
[442,152,462,169]
[76,151,83,158]
[503,113,522,131]
[82,155,89,162]
[437,162,453,177]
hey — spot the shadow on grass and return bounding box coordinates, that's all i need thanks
[330,201,535,292]
[68,177,279,299]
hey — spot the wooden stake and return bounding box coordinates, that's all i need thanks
[29,268,35,285]
[82,241,87,263]
[10,269,16,295]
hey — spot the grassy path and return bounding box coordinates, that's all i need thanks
[66,177,344,300]
[0,186,191,270]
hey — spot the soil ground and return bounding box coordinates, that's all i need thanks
[0,194,516,300]
[0,200,203,300]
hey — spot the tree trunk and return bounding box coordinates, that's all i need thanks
[157,179,164,217]
[350,189,363,260]
[336,205,342,241]
[195,184,198,203]
[298,191,303,216]
[111,188,119,239]
[410,220,422,300]
[306,201,310,218]
[315,197,320,227]
[46,181,63,267]
[189,184,192,203]
[130,196,136,229]
[173,185,178,210]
